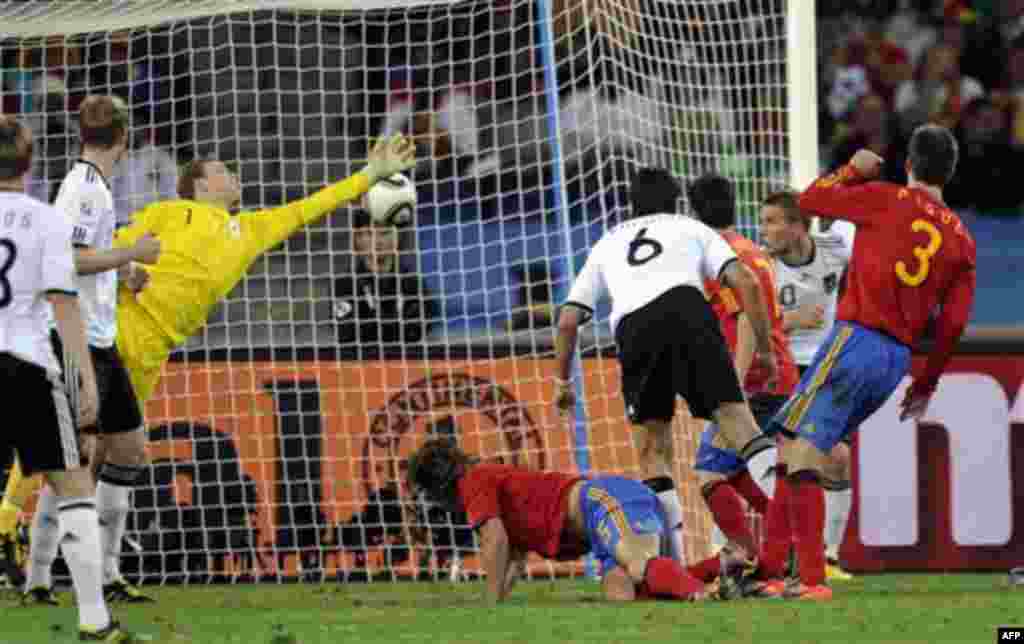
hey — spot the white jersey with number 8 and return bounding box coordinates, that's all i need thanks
[565,213,737,334]
[773,221,854,366]
[0,191,76,373]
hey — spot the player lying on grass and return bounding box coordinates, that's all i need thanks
[407,438,706,604]
[0,134,417,602]
[757,127,977,601]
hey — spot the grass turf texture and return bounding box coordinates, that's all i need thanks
[1,574,1020,643]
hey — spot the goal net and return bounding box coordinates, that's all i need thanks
[1,0,813,584]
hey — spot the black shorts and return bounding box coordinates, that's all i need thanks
[50,331,143,435]
[616,285,745,423]
[0,353,81,476]
[749,394,789,432]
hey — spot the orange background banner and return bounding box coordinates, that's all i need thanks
[137,357,714,577]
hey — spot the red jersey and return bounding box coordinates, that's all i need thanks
[798,165,977,392]
[457,464,586,560]
[705,230,799,396]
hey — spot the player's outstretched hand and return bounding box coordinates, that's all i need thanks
[899,384,932,422]
[554,379,576,416]
[849,149,884,180]
[367,134,416,183]
[131,232,161,265]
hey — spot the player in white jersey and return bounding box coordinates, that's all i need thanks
[759,191,855,580]
[553,167,778,566]
[17,96,162,608]
[0,115,134,641]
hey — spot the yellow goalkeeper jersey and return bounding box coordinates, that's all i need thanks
[114,171,371,346]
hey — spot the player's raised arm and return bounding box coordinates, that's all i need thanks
[797,149,888,227]
[241,134,416,255]
[900,263,976,421]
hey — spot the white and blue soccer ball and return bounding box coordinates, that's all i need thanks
[367,173,416,226]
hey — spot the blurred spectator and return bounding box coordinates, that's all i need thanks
[944,96,1024,213]
[828,18,911,111]
[112,128,178,226]
[894,42,984,133]
[830,93,908,183]
[333,211,439,349]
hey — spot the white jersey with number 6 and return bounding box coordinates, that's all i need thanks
[773,221,854,366]
[0,191,76,373]
[54,159,118,348]
[565,213,737,334]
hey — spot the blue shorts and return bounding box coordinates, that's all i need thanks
[767,321,910,453]
[580,477,666,575]
[695,423,745,477]
[694,393,787,477]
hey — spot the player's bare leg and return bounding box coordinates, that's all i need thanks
[42,467,132,640]
[712,402,777,497]
[823,442,853,581]
[93,428,152,603]
[612,531,704,601]
[775,436,832,600]
[632,420,686,564]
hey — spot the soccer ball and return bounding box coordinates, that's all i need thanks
[366,173,416,226]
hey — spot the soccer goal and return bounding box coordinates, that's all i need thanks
[0,0,817,584]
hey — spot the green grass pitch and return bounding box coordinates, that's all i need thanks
[2,574,1021,643]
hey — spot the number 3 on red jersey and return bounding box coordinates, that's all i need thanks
[895,219,942,287]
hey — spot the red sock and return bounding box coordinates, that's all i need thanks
[706,483,758,557]
[643,557,705,600]
[732,469,770,516]
[686,555,721,583]
[789,474,826,587]
[757,466,792,579]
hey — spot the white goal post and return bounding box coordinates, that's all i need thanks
[0,0,817,584]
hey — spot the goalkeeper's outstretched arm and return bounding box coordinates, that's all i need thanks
[241,134,416,256]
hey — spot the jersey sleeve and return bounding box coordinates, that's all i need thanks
[41,208,77,295]
[700,226,739,282]
[57,183,103,248]
[798,165,890,227]
[458,469,501,530]
[564,248,605,320]
[238,171,372,259]
[914,264,976,393]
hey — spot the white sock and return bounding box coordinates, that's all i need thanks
[57,498,111,632]
[825,488,853,560]
[25,485,61,590]
[744,447,777,499]
[96,481,131,585]
[655,488,687,565]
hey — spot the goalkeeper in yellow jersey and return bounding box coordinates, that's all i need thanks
[0,134,417,600]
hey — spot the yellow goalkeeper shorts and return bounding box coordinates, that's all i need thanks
[116,297,174,405]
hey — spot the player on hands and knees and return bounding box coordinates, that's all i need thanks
[407,438,706,603]
[554,167,777,568]
[757,126,976,601]
[760,191,856,581]
[0,115,133,640]
[16,95,162,606]
[682,175,799,595]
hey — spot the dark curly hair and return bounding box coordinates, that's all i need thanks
[406,438,475,512]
